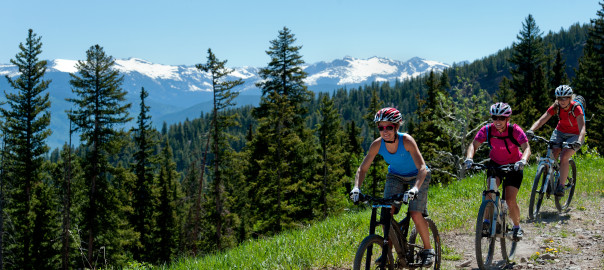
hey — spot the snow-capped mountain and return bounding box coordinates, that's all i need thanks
[0,56,449,149]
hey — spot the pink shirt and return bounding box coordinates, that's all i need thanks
[474,124,528,165]
[546,101,584,135]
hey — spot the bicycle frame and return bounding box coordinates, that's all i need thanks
[481,175,504,238]
[534,136,566,196]
[536,146,558,196]
[366,204,414,268]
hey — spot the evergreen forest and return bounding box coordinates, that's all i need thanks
[1,4,604,269]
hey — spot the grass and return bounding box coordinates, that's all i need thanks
[129,156,603,270]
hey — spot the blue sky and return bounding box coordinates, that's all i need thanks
[1,0,601,67]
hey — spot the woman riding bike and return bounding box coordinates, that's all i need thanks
[349,107,435,267]
[464,102,531,241]
[526,85,586,197]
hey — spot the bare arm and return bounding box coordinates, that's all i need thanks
[403,134,428,190]
[529,111,552,131]
[354,138,381,188]
[577,114,586,143]
[520,141,531,161]
[466,139,482,159]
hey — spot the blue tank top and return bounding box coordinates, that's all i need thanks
[378,132,419,177]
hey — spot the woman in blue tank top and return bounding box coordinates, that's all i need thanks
[349,107,434,267]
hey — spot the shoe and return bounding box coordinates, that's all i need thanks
[555,184,565,197]
[482,221,490,236]
[512,227,523,241]
[420,249,435,267]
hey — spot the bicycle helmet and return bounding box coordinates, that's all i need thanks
[489,102,512,117]
[374,107,402,124]
[555,85,573,97]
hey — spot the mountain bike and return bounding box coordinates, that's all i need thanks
[469,163,517,270]
[352,190,441,270]
[528,135,577,219]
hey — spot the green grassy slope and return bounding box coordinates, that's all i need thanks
[134,156,603,270]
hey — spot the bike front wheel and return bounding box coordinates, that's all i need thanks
[555,159,577,212]
[528,165,548,219]
[408,218,442,269]
[475,200,498,270]
[353,234,394,270]
[500,210,517,262]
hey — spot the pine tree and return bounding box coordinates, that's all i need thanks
[362,88,384,197]
[153,138,181,264]
[66,44,132,268]
[551,49,569,87]
[316,94,346,217]
[0,29,54,270]
[131,87,158,262]
[195,48,242,251]
[509,14,548,128]
[575,2,604,152]
[248,27,315,234]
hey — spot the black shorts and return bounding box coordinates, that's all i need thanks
[487,160,523,190]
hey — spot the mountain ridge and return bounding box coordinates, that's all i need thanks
[0,56,449,149]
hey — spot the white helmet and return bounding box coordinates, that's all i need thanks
[489,102,512,117]
[555,85,573,97]
[374,107,402,124]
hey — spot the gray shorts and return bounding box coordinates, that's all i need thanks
[550,129,580,148]
[383,170,430,216]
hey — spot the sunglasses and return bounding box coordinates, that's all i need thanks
[491,116,508,121]
[377,125,396,131]
[557,96,570,101]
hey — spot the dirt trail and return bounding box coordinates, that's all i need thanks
[442,197,603,270]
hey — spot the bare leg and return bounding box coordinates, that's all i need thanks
[504,185,520,226]
[410,211,432,249]
[558,148,575,186]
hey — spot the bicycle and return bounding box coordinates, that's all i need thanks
[352,189,441,270]
[528,135,577,219]
[469,163,517,270]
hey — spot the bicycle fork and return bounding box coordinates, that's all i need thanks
[483,177,502,238]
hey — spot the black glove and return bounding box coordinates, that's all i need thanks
[526,130,535,140]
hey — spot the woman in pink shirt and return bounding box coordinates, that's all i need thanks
[526,85,586,197]
[464,102,531,241]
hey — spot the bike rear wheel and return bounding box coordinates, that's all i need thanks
[353,234,394,270]
[408,218,442,269]
[555,159,577,212]
[475,200,499,270]
[528,165,548,219]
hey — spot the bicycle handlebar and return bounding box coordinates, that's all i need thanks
[469,163,515,172]
[531,135,574,149]
[357,192,413,205]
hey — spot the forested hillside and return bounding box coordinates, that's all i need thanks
[1,4,604,269]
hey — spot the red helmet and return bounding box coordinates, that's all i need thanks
[374,107,402,124]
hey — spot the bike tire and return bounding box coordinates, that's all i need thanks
[555,159,577,212]
[528,165,547,219]
[500,210,517,262]
[475,200,497,270]
[353,234,394,270]
[408,218,442,270]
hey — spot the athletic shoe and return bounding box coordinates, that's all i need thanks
[482,221,490,236]
[512,227,523,241]
[555,184,565,197]
[420,249,435,267]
